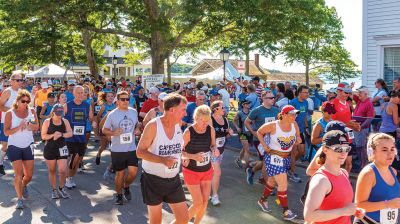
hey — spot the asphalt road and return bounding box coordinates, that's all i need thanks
[0,135,309,224]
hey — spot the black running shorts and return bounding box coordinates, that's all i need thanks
[140,171,186,206]
[111,151,138,171]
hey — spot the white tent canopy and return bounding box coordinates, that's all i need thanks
[25,64,76,79]
[194,62,252,82]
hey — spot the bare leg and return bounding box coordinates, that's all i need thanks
[12,160,23,199]
[169,201,189,224]
[45,160,57,189]
[148,204,163,224]
[57,159,67,187]
[211,162,221,196]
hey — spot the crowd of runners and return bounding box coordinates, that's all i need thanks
[1,70,400,224]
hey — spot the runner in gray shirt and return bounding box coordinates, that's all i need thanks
[102,91,139,205]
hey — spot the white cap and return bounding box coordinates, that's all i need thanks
[200,86,208,91]
[41,82,49,89]
[158,92,168,101]
[149,86,160,94]
[67,79,76,85]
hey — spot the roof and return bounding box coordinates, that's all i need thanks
[192,59,269,77]
[267,72,324,85]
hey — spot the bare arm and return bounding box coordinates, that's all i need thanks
[244,118,255,136]
[136,121,169,165]
[96,105,106,123]
[142,109,155,127]
[306,147,323,176]
[39,105,48,119]
[41,119,54,140]
[392,104,399,125]
[256,123,274,153]
[62,119,73,138]
[311,123,323,145]
[139,111,147,119]
[4,111,23,136]
[27,108,39,131]
[232,113,240,132]
[0,90,10,112]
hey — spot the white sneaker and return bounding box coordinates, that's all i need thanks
[210,195,221,206]
[65,177,76,189]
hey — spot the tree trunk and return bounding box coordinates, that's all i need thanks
[82,29,98,79]
[305,60,310,86]
[245,49,250,76]
[150,31,166,75]
[167,55,172,85]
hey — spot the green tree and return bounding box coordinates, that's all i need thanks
[280,0,346,85]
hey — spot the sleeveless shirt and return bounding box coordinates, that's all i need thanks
[141,117,184,178]
[8,109,34,148]
[64,100,90,143]
[44,118,66,151]
[185,126,212,172]
[268,120,296,153]
[212,116,229,154]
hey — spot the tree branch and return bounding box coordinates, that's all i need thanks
[85,26,150,44]
[177,26,236,48]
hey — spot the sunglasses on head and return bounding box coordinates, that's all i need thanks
[118,98,129,102]
[21,99,31,104]
[328,145,351,153]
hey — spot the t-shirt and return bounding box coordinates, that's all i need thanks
[331,98,352,124]
[290,97,308,132]
[182,102,197,124]
[255,84,263,99]
[186,95,196,103]
[237,110,250,132]
[247,105,279,131]
[140,98,158,114]
[218,89,230,110]
[36,89,52,107]
[353,95,374,118]
[65,91,74,102]
[246,93,260,111]
[135,95,147,112]
[238,92,248,111]
[372,88,388,116]
[103,108,138,152]
[276,97,290,110]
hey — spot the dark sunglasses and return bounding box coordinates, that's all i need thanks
[12,79,23,82]
[263,97,275,100]
[118,98,129,102]
[3,85,10,87]
[21,99,31,104]
[60,89,66,92]
[328,145,351,153]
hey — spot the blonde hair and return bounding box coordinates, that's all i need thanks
[12,89,31,110]
[367,133,396,162]
[194,105,211,122]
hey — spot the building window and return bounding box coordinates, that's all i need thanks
[384,47,400,89]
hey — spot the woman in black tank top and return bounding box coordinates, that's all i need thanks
[182,105,217,223]
[209,100,233,206]
[41,104,73,199]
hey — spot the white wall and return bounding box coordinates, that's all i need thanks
[363,0,400,89]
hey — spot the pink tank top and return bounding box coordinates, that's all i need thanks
[312,168,353,224]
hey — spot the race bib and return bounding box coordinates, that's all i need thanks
[270,155,283,167]
[196,152,211,166]
[216,137,225,147]
[120,133,133,144]
[59,146,69,157]
[380,208,398,224]
[165,160,179,173]
[73,126,85,135]
[95,105,101,113]
[346,128,354,140]
[244,125,249,132]
[265,117,275,123]
[139,102,144,108]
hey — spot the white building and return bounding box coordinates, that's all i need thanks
[72,45,152,77]
[363,0,400,89]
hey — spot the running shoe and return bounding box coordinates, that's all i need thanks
[210,195,221,206]
[234,157,243,169]
[257,199,271,213]
[115,194,123,205]
[22,186,29,199]
[65,177,76,189]
[288,172,301,183]
[123,187,131,201]
[15,199,24,209]
[0,165,5,175]
[103,169,112,181]
[246,167,254,185]
[58,187,70,199]
[51,189,60,199]
[283,209,297,221]
[95,156,101,165]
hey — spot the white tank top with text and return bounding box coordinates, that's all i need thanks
[141,117,183,178]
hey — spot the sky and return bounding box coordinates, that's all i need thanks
[196,0,363,73]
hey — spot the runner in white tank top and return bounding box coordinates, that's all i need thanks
[256,105,302,221]
[0,72,23,176]
[136,93,189,224]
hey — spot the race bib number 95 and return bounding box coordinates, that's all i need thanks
[380,208,398,224]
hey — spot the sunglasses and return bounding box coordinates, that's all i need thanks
[21,99,31,104]
[12,79,23,82]
[263,97,275,100]
[60,89,66,92]
[118,98,129,102]
[3,85,10,87]
[328,145,351,153]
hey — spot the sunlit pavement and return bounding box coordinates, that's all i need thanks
[0,136,307,224]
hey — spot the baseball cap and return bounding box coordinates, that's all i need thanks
[117,81,122,85]
[323,130,349,147]
[41,82,49,89]
[209,89,220,96]
[281,105,300,115]
[325,121,347,133]
[67,79,76,86]
[252,76,260,81]
[217,81,225,87]
[84,78,90,82]
[149,86,160,94]
[200,86,208,91]
[48,92,56,98]
[158,92,167,101]
[241,99,250,105]
[327,88,337,93]
[337,82,352,93]
[356,86,369,92]
[52,104,65,117]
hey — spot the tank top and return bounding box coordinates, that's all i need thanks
[379,103,397,133]
[268,120,296,153]
[65,100,90,143]
[212,116,229,154]
[94,102,101,116]
[44,118,66,151]
[315,118,331,148]
[154,107,163,117]
[1,87,18,123]
[141,117,183,178]
[8,109,34,148]
[366,163,400,222]
[312,168,353,224]
[43,102,54,117]
[185,126,212,172]
[100,102,116,119]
